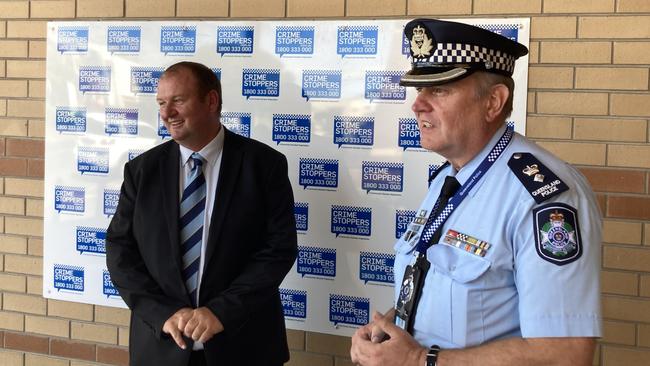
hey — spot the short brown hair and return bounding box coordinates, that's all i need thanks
[162,61,223,115]
[473,71,515,120]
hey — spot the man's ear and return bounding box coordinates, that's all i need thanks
[207,90,220,113]
[486,83,509,123]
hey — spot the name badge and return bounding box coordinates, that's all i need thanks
[394,253,430,332]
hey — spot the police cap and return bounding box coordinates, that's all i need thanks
[400,18,528,87]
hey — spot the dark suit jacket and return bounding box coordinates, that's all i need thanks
[106,129,298,366]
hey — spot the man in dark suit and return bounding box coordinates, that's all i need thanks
[106,61,298,366]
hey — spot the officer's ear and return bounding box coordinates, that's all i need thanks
[485,83,509,123]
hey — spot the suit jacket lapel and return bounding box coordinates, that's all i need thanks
[160,142,186,290]
[204,129,243,266]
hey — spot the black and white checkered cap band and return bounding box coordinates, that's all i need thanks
[415,43,516,73]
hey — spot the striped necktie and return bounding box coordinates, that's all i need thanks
[180,152,206,307]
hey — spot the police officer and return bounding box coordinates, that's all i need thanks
[350,19,601,366]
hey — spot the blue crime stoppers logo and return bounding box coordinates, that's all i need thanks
[480,24,519,42]
[128,149,145,161]
[302,70,341,101]
[242,69,280,99]
[76,226,106,255]
[79,66,111,93]
[160,26,196,54]
[299,158,338,189]
[395,209,417,239]
[359,251,395,285]
[57,26,88,53]
[157,113,170,139]
[211,68,222,81]
[103,189,120,216]
[362,161,404,193]
[507,120,515,130]
[337,26,378,57]
[398,118,422,150]
[273,114,310,144]
[217,26,254,56]
[428,164,441,187]
[102,270,119,297]
[331,205,371,237]
[297,246,336,278]
[365,71,406,102]
[329,294,369,327]
[107,26,141,53]
[280,288,307,319]
[54,186,85,213]
[276,26,314,57]
[53,264,84,292]
[78,147,109,175]
[333,116,374,148]
[131,67,164,94]
[402,32,410,57]
[55,107,86,133]
[105,108,138,136]
[294,202,308,232]
[221,112,251,138]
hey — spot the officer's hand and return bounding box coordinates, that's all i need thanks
[350,311,426,366]
[369,308,395,343]
[162,307,194,349]
[182,307,224,343]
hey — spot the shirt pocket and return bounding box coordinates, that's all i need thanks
[413,243,491,347]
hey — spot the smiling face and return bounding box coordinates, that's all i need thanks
[411,73,504,169]
[156,67,221,151]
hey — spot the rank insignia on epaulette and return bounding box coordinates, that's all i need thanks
[508,152,569,203]
[443,229,490,257]
[533,202,582,265]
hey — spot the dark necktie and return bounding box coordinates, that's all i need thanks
[429,176,461,244]
[180,153,206,307]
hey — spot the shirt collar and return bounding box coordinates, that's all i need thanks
[453,124,508,185]
[179,126,225,168]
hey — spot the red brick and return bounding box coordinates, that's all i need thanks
[0,157,27,176]
[579,167,646,194]
[0,330,4,347]
[4,332,49,354]
[607,196,650,220]
[0,137,5,155]
[5,138,44,158]
[27,158,43,178]
[51,338,96,361]
[97,345,128,366]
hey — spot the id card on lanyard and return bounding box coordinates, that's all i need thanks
[395,128,514,332]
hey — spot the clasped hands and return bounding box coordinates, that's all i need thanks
[350,309,427,366]
[162,307,224,349]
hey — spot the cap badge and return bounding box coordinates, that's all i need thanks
[410,25,433,58]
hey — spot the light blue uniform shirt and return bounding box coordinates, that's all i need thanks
[394,125,602,349]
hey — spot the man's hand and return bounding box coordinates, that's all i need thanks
[181,307,224,344]
[350,311,426,366]
[162,307,194,349]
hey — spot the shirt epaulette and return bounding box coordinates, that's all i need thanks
[507,152,569,204]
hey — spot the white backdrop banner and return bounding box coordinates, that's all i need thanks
[44,19,529,337]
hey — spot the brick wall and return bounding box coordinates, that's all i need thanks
[0,0,648,365]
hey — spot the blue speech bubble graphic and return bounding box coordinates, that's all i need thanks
[361,161,404,193]
[297,246,336,278]
[280,288,307,318]
[276,26,314,57]
[299,158,338,189]
[359,251,395,284]
[329,294,369,326]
